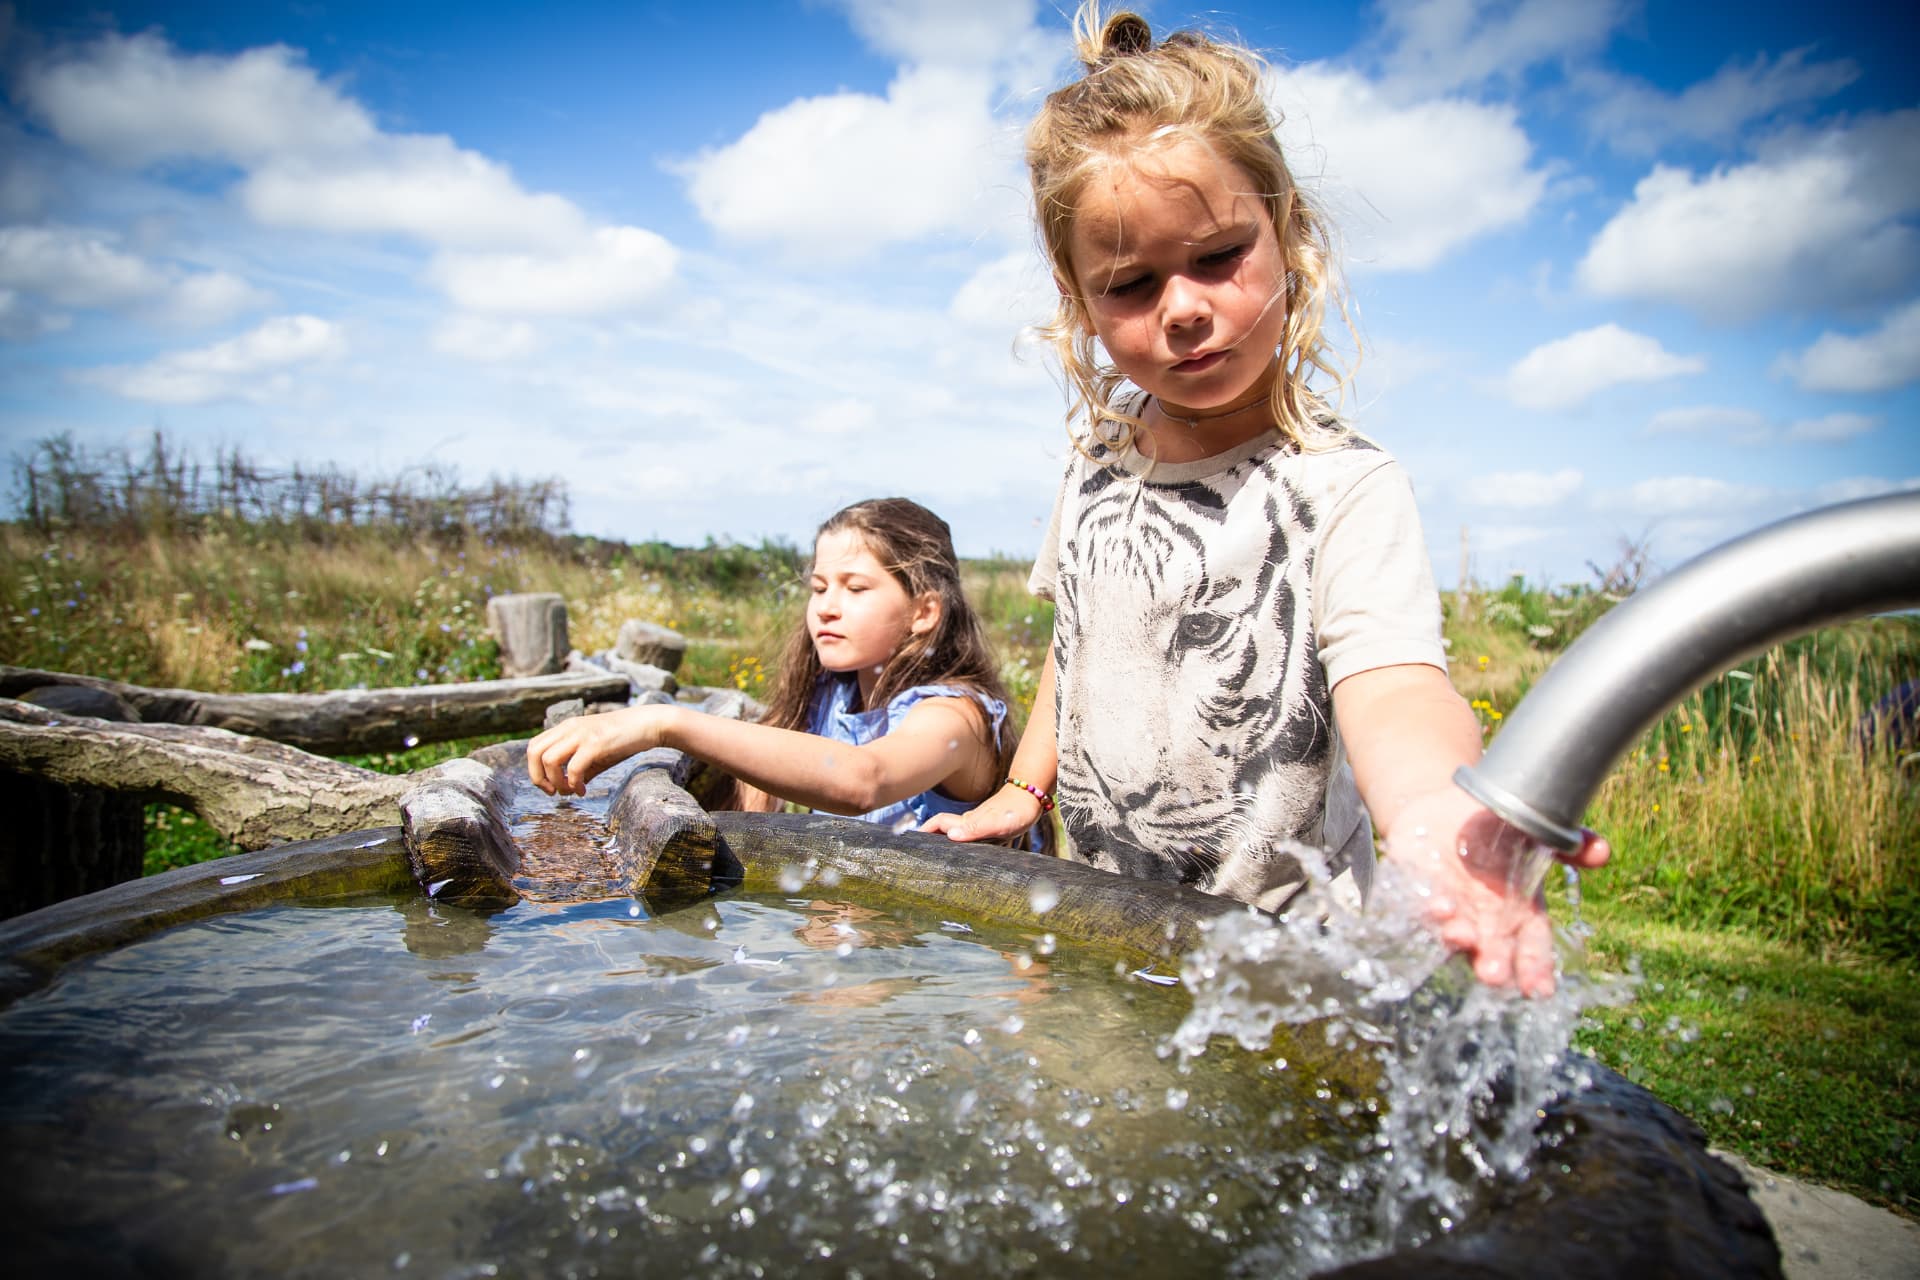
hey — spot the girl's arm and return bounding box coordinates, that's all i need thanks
[526,698,992,817]
[1332,663,1609,998]
[923,642,1058,843]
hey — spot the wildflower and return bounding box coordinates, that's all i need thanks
[1476,654,1490,669]
[245,638,273,652]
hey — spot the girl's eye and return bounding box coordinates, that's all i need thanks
[1201,243,1249,269]
[1104,273,1151,298]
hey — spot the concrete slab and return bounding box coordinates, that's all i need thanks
[1714,1150,1920,1279]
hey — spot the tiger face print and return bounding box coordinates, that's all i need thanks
[1053,458,1333,906]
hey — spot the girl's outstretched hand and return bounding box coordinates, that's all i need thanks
[920,783,1042,844]
[1381,786,1610,998]
[526,706,669,797]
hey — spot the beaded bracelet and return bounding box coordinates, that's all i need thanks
[1006,776,1054,813]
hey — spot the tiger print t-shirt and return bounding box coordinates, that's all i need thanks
[1030,417,1448,913]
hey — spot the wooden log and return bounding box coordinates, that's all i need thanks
[606,766,718,907]
[1,685,147,918]
[0,664,629,754]
[0,698,419,849]
[0,769,145,920]
[485,592,568,678]
[398,763,520,910]
[709,810,1244,971]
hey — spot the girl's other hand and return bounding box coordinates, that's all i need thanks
[1382,787,1610,998]
[920,784,1042,844]
[525,707,667,797]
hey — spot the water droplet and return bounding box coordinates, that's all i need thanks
[409,1014,431,1034]
[1028,877,1061,914]
[1036,933,1056,956]
[962,1028,982,1046]
[778,863,809,893]
[889,813,917,834]
[628,902,641,918]
[1000,1014,1024,1035]
[403,735,420,749]
[218,873,261,886]
[1164,1087,1189,1112]
[740,1166,764,1192]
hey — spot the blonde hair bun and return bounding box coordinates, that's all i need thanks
[1079,9,1153,67]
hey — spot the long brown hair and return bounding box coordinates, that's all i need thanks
[728,499,1038,844]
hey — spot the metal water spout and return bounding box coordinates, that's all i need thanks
[1453,491,1920,851]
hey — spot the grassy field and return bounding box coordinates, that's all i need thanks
[3,514,1915,1215]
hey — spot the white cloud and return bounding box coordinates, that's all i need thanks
[431,315,542,362]
[833,0,1038,69]
[239,139,589,251]
[151,269,275,328]
[1577,47,1860,155]
[1578,112,1920,316]
[677,66,1023,255]
[799,398,881,435]
[1269,65,1547,271]
[1785,412,1879,443]
[427,227,678,316]
[1462,523,1558,555]
[0,225,272,328]
[22,33,376,166]
[949,249,1053,333]
[82,314,345,403]
[0,225,166,308]
[1774,299,1920,393]
[1505,324,1704,410]
[1812,475,1920,505]
[1596,475,1775,517]
[22,28,666,269]
[1373,0,1629,97]
[1645,405,1769,440]
[1464,467,1583,509]
[0,289,72,340]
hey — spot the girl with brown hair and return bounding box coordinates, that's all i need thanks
[528,497,1044,846]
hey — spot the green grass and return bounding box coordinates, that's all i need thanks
[1565,897,1920,1212]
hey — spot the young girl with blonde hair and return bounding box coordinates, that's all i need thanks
[924,5,1606,994]
[530,498,1043,847]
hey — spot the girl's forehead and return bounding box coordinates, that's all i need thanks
[813,529,886,573]
[1082,141,1259,229]
[1071,141,1263,254]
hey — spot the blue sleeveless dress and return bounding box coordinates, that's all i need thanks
[804,674,1009,831]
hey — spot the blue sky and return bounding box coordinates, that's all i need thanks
[2,0,1915,586]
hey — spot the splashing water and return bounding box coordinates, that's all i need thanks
[1169,841,1631,1266]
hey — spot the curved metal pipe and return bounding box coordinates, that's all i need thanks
[1454,490,1920,851]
